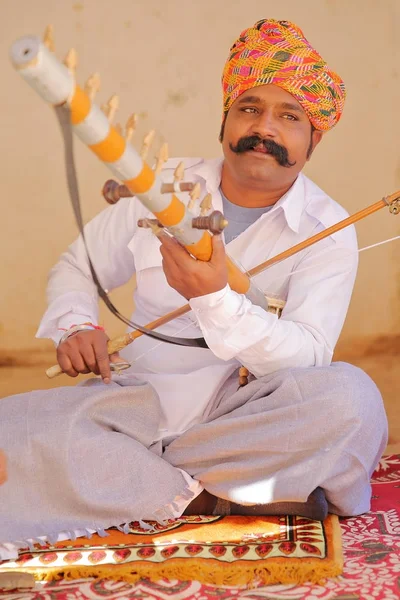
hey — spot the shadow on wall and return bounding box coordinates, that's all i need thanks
[0,344,55,367]
[334,334,400,361]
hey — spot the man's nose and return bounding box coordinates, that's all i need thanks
[251,111,278,138]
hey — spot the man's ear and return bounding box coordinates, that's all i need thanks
[307,130,324,160]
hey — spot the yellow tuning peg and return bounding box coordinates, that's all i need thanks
[63,48,78,74]
[43,25,55,52]
[188,182,201,212]
[125,113,138,143]
[174,161,185,182]
[190,182,201,201]
[101,95,119,123]
[84,73,101,101]
[200,193,213,216]
[154,143,169,175]
[140,130,156,160]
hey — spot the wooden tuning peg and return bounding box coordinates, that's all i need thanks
[43,25,55,52]
[239,366,249,387]
[125,113,138,143]
[84,73,101,101]
[147,220,164,237]
[140,130,155,160]
[154,143,169,175]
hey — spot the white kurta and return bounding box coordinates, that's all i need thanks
[37,157,358,443]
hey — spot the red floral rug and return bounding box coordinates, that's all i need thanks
[1,454,399,599]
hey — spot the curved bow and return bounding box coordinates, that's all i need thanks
[55,104,209,350]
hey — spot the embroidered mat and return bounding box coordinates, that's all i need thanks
[1,454,399,598]
[0,513,342,587]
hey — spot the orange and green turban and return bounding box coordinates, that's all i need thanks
[222,19,346,131]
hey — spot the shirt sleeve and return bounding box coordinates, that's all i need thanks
[36,197,139,344]
[189,229,358,377]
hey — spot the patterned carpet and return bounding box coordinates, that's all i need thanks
[1,455,399,600]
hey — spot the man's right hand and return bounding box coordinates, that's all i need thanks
[57,329,121,384]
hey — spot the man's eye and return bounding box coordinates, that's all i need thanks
[241,107,258,114]
[282,114,298,121]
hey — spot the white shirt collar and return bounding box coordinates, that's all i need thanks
[192,157,306,233]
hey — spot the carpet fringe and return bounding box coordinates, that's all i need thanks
[10,560,343,587]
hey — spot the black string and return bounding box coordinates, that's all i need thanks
[54,104,208,349]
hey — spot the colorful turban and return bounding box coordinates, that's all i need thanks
[222,19,346,131]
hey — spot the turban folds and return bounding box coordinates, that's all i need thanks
[222,19,346,131]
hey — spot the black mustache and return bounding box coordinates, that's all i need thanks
[229,136,296,168]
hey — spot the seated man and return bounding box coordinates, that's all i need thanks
[0,19,387,555]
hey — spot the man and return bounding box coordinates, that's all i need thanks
[0,19,387,555]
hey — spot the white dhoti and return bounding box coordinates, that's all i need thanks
[0,362,387,558]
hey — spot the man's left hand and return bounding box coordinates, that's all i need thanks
[159,233,228,299]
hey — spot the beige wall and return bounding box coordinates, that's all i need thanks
[0,0,399,355]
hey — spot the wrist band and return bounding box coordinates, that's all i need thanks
[58,324,97,346]
[58,322,105,332]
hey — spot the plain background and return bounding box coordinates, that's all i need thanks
[0,0,399,354]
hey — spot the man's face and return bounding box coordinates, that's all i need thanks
[221,84,322,188]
